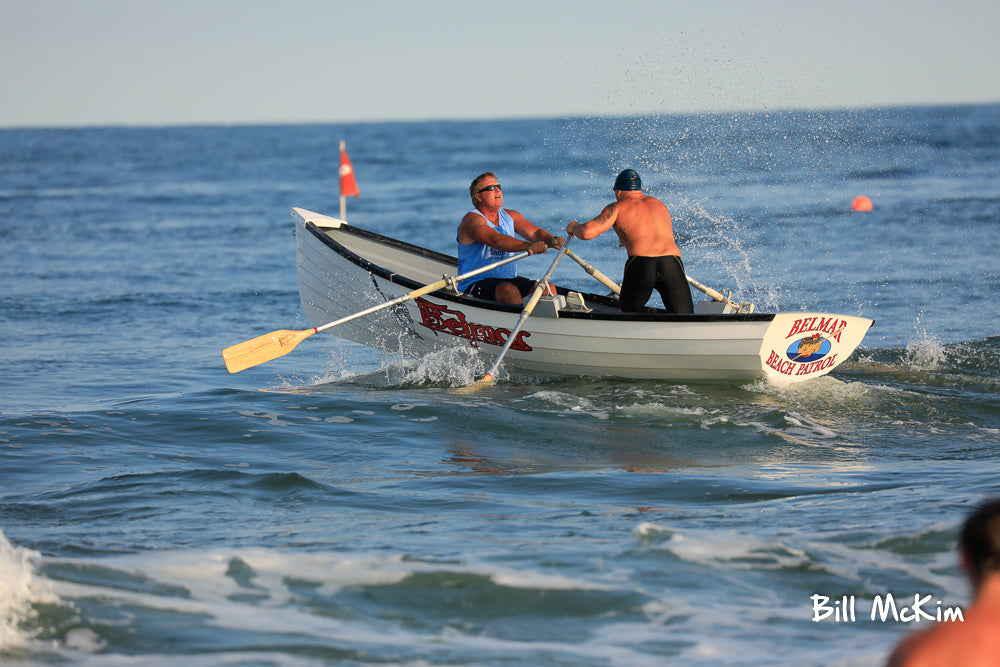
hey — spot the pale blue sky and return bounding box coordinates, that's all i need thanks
[2,0,998,127]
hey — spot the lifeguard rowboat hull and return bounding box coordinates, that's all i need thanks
[293,208,873,384]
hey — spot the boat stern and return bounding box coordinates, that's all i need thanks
[759,313,874,383]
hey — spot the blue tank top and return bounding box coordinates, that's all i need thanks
[456,209,519,291]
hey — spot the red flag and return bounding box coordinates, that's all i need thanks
[339,143,360,198]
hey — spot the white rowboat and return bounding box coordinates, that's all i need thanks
[293,207,873,384]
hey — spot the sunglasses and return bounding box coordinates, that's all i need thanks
[477,184,502,193]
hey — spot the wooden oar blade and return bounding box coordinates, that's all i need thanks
[452,373,496,394]
[222,328,316,373]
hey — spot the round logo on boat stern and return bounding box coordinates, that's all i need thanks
[785,334,832,363]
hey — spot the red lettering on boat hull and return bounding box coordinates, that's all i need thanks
[415,298,532,351]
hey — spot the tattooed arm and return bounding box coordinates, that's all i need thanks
[566,202,618,241]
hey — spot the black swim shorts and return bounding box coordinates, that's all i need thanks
[465,276,536,302]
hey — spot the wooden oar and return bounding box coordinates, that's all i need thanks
[684,275,755,313]
[456,237,573,392]
[565,249,620,295]
[222,251,531,373]
[565,249,754,312]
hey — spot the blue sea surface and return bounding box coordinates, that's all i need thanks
[1,104,999,665]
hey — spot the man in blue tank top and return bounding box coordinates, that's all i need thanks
[457,172,563,304]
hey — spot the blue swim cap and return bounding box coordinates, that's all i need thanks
[613,169,642,191]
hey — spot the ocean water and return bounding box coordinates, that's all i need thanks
[2,104,999,665]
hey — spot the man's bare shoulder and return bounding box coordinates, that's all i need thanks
[592,201,617,221]
[461,210,485,224]
[641,194,669,210]
[614,197,658,219]
[889,613,1000,667]
[458,211,493,244]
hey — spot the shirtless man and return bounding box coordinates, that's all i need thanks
[565,169,693,313]
[887,498,1000,666]
[457,172,562,305]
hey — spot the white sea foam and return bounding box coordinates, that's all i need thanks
[56,547,623,605]
[0,529,57,651]
[25,546,659,664]
[748,374,874,405]
[618,402,710,421]
[525,389,612,419]
[489,566,618,591]
[634,520,966,595]
[634,522,810,570]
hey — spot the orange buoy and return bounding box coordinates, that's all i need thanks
[851,195,873,211]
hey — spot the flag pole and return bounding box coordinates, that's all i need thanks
[339,140,347,221]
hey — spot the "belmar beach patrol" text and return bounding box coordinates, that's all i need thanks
[811,594,965,623]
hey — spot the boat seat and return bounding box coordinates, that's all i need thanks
[530,291,591,318]
[530,293,566,318]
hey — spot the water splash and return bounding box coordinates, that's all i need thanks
[903,332,947,372]
[398,347,484,387]
[676,196,773,309]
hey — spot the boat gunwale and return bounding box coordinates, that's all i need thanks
[302,220,776,324]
